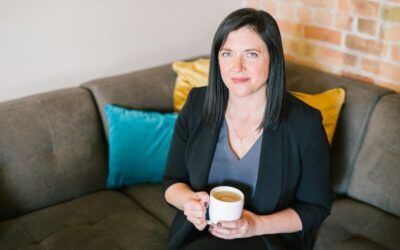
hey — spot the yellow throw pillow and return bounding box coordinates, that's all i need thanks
[290,89,345,144]
[172,58,209,112]
[172,58,345,144]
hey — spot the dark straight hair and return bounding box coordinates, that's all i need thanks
[203,8,287,132]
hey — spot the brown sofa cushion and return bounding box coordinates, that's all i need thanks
[314,198,400,250]
[0,88,107,221]
[0,191,168,250]
[82,64,177,139]
[285,62,393,194]
[347,94,400,217]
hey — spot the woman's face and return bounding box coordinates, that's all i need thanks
[218,26,270,98]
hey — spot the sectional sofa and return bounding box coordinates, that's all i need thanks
[0,59,399,249]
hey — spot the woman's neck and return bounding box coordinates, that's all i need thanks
[226,91,267,121]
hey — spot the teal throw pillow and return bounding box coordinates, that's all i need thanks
[104,104,177,189]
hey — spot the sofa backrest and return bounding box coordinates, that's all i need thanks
[0,88,107,222]
[347,93,400,217]
[285,62,393,194]
[82,63,177,139]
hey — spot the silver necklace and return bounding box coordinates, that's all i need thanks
[227,109,259,143]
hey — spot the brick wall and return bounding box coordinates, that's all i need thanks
[242,0,400,92]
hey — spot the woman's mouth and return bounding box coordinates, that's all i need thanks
[232,77,250,84]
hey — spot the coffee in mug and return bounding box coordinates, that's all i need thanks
[213,190,241,202]
[208,186,244,224]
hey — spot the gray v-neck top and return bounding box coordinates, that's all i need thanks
[207,119,262,204]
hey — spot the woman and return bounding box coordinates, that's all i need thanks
[163,8,331,250]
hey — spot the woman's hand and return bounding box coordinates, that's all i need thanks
[183,191,209,231]
[208,209,262,239]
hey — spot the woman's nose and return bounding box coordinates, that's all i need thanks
[232,56,245,72]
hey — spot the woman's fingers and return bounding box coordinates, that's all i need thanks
[182,192,210,230]
[188,215,207,230]
[196,191,210,208]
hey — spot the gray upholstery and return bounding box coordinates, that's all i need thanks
[0,191,168,250]
[123,184,176,228]
[82,63,177,138]
[0,88,107,221]
[314,199,400,250]
[285,62,393,194]
[347,94,400,217]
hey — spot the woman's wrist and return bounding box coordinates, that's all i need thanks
[254,214,271,236]
[165,182,195,211]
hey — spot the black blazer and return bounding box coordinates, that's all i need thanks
[163,87,331,250]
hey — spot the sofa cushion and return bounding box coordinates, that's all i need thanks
[285,62,393,194]
[0,88,107,222]
[82,63,177,138]
[314,198,400,250]
[347,93,400,217]
[123,184,177,228]
[0,190,168,250]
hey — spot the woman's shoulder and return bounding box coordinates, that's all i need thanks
[188,86,207,101]
[186,86,207,112]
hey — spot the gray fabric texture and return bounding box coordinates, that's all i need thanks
[285,62,393,194]
[0,191,169,250]
[123,184,177,228]
[0,88,107,221]
[347,93,400,217]
[81,63,177,139]
[314,198,400,250]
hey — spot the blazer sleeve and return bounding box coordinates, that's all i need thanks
[291,110,332,236]
[162,90,193,192]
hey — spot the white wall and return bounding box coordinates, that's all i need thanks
[0,0,241,102]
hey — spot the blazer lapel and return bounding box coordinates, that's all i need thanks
[188,119,224,191]
[252,123,284,213]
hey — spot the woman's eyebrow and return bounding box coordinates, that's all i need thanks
[220,48,232,51]
[244,48,262,52]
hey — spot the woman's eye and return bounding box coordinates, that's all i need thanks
[246,52,258,58]
[221,51,232,57]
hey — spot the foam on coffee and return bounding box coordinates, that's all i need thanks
[213,190,241,202]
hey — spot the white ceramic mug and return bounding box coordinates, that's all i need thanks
[208,186,244,224]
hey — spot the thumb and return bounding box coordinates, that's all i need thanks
[195,192,210,208]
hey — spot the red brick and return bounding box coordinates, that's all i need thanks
[285,39,318,57]
[297,7,314,24]
[344,54,357,66]
[278,20,304,37]
[362,58,380,74]
[335,14,353,31]
[352,0,380,18]
[381,43,390,58]
[379,61,400,82]
[339,0,352,12]
[346,35,382,55]
[392,45,400,63]
[305,26,342,45]
[383,27,400,42]
[314,10,334,27]
[358,18,377,36]
[318,46,345,66]
[300,0,335,8]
